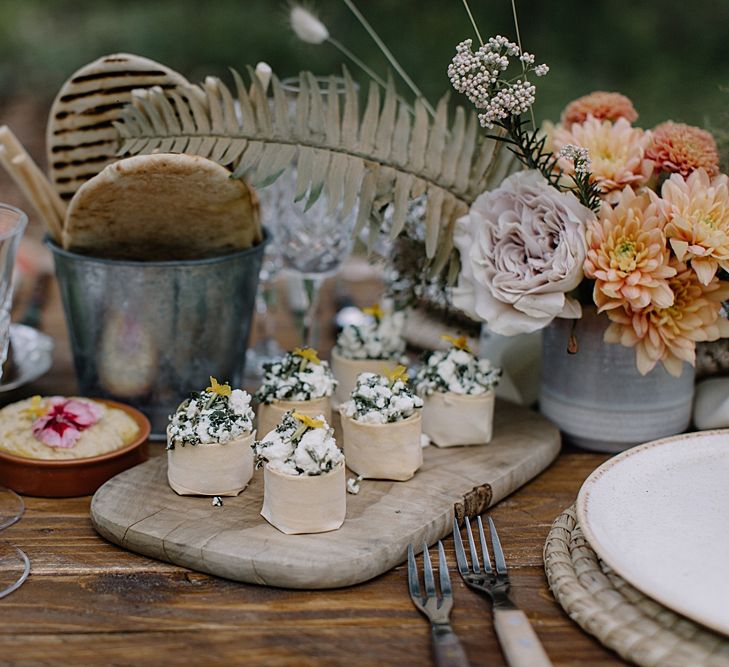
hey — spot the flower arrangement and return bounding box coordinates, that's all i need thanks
[256,348,336,404]
[342,367,423,424]
[167,377,254,448]
[110,0,729,379]
[448,5,729,377]
[414,336,500,397]
[254,411,343,476]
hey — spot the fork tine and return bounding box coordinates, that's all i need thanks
[465,517,481,573]
[407,544,421,599]
[476,516,493,574]
[488,517,508,575]
[422,542,436,597]
[437,541,452,597]
[452,518,469,575]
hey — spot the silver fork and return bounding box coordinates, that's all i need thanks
[453,517,553,667]
[407,541,470,667]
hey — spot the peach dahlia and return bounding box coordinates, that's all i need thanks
[584,187,674,312]
[646,121,720,178]
[552,117,654,204]
[659,169,729,285]
[561,91,638,126]
[604,261,729,376]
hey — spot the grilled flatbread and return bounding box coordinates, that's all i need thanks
[47,53,188,203]
[63,153,262,260]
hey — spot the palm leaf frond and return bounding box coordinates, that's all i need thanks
[113,68,520,275]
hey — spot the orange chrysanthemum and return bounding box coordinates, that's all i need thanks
[584,187,674,312]
[561,92,638,126]
[552,117,654,203]
[604,261,729,376]
[658,169,729,285]
[646,122,720,178]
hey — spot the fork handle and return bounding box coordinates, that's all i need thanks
[493,609,552,667]
[432,623,471,667]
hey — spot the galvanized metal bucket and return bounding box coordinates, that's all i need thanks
[47,232,269,438]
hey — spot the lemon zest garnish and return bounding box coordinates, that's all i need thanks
[384,364,409,385]
[441,334,472,353]
[292,347,321,365]
[292,412,325,429]
[206,376,232,397]
[362,304,384,320]
[21,395,48,420]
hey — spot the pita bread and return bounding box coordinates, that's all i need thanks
[47,53,188,202]
[63,153,262,260]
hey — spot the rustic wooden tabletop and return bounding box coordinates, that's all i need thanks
[0,273,629,667]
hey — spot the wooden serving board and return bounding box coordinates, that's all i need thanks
[91,402,560,589]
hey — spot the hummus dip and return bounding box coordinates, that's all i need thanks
[0,397,139,460]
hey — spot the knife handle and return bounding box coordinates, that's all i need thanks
[432,623,470,667]
[493,608,552,667]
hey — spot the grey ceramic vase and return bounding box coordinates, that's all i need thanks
[539,307,695,452]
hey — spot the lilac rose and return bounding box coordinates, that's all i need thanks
[452,170,592,335]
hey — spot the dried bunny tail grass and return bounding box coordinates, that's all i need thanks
[289,4,329,44]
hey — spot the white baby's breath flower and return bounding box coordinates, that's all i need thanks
[290,5,329,45]
[519,52,535,65]
[448,37,547,128]
[558,144,592,176]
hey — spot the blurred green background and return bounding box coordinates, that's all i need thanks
[0,0,727,128]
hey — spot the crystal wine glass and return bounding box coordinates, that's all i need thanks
[277,77,359,348]
[244,182,285,383]
[0,487,30,598]
[0,203,30,598]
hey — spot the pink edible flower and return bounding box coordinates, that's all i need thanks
[31,398,103,449]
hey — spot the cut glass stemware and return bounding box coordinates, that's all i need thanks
[0,486,29,598]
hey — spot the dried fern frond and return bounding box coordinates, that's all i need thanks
[114,67,520,278]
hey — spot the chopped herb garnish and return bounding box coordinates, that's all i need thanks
[255,349,336,405]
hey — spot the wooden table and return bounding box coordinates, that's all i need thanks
[0,276,629,667]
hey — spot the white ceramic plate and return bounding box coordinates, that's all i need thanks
[576,430,729,636]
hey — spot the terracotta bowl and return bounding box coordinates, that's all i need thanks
[0,399,150,498]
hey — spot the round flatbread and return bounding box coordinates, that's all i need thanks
[63,153,262,260]
[47,53,188,203]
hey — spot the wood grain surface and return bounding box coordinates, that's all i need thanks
[0,272,630,667]
[90,403,559,589]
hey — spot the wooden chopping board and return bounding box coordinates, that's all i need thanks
[91,401,559,589]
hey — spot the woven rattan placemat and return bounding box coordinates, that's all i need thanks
[544,506,729,667]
